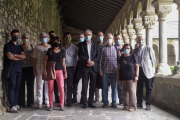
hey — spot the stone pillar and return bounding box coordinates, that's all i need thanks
[122,29,130,44]
[173,1,180,74]
[152,0,173,74]
[127,25,136,49]
[143,16,156,47]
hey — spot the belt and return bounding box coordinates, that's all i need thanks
[66,66,74,68]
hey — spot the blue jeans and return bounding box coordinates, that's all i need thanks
[8,72,22,108]
[102,73,117,105]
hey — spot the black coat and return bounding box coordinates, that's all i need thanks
[78,40,100,72]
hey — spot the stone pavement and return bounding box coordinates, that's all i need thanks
[0,80,180,120]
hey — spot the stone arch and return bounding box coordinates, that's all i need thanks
[129,11,133,24]
[124,18,127,28]
[167,44,176,66]
[134,2,142,18]
[153,43,159,65]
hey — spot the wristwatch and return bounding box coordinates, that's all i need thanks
[14,54,16,57]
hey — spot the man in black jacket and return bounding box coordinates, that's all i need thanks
[78,29,100,108]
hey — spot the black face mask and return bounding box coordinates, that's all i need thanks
[53,42,60,47]
[50,35,55,40]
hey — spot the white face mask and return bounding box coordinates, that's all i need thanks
[107,39,113,44]
[138,40,144,45]
[23,39,30,44]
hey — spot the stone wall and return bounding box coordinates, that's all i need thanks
[145,74,180,115]
[0,0,62,115]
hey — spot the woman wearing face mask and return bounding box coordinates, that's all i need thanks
[33,32,51,109]
[18,33,34,107]
[117,44,139,112]
[44,36,67,111]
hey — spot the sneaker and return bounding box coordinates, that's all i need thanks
[45,104,50,108]
[37,104,42,109]
[128,108,135,112]
[145,105,151,111]
[102,104,108,108]
[15,105,20,110]
[60,107,64,111]
[48,107,53,111]
[88,104,96,108]
[71,98,77,104]
[10,106,19,113]
[111,104,117,108]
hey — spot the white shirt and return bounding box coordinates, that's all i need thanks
[87,41,92,60]
[137,45,145,67]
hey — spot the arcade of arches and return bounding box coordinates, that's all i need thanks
[0,0,180,117]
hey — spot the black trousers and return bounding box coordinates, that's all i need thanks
[82,67,97,105]
[137,67,154,105]
[54,80,59,102]
[64,67,75,104]
[72,64,83,101]
[18,67,34,107]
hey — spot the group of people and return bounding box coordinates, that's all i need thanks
[3,29,156,113]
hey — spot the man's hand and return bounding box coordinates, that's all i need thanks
[134,76,138,82]
[99,72,103,76]
[87,61,95,67]
[7,52,14,58]
[117,79,120,83]
[43,71,47,78]
[33,70,37,76]
[64,73,68,79]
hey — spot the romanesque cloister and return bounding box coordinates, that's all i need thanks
[0,0,180,119]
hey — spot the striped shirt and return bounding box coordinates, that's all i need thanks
[33,44,51,70]
[99,44,120,73]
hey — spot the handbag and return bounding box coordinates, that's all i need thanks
[42,49,56,81]
[2,62,13,80]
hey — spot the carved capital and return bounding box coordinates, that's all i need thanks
[143,16,157,29]
[132,19,144,36]
[126,25,136,39]
[122,29,130,44]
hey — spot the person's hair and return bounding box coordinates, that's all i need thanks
[77,32,84,36]
[85,29,92,35]
[63,32,71,38]
[11,29,19,36]
[49,31,55,36]
[106,33,113,39]
[39,32,49,42]
[122,44,133,54]
[114,33,121,37]
[97,31,103,36]
[52,36,61,49]
[22,33,30,39]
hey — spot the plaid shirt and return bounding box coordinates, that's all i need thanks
[99,44,120,73]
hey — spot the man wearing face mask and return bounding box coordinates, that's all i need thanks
[133,36,156,111]
[3,29,26,113]
[78,29,100,108]
[94,31,106,103]
[63,32,78,107]
[48,31,56,45]
[114,33,124,106]
[71,33,84,104]
[100,33,120,108]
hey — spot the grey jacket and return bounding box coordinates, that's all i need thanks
[133,46,156,79]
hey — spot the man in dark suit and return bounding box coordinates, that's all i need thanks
[78,29,100,108]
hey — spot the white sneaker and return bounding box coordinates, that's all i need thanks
[10,106,19,113]
[15,105,20,110]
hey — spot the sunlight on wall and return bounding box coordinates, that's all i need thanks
[167,4,178,21]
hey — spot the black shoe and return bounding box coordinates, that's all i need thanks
[111,104,117,108]
[82,104,87,108]
[71,98,77,104]
[145,105,151,111]
[102,104,108,108]
[88,104,96,108]
[137,104,143,109]
[67,103,72,107]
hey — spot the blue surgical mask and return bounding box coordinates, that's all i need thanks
[41,38,47,43]
[124,49,130,54]
[116,40,121,45]
[85,36,91,42]
[98,36,103,42]
[12,36,19,41]
[79,38,84,42]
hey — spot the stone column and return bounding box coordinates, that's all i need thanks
[127,25,136,49]
[173,1,180,74]
[152,1,173,74]
[122,29,130,44]
[143,16,156,47]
